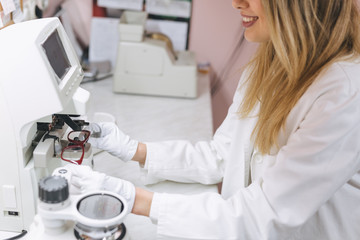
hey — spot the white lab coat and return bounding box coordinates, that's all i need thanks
[142,58,360,240]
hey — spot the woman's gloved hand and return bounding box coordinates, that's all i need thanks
[64,164,136,214]
[87,122,138,162]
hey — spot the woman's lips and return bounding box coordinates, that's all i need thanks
[242,16,259,28]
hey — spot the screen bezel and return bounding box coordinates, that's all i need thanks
[37,22,81,91]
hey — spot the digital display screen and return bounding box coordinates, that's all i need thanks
[42,30,71,83]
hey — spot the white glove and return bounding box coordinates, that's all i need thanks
[87,122,138,162]
[64,164,136,214]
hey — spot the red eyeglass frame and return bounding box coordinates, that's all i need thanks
[60,130,90,165]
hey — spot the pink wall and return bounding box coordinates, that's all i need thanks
[189,0,258,130]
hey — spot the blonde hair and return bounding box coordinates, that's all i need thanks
[240,0,360,154]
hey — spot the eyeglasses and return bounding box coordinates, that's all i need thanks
[61,130,90,165]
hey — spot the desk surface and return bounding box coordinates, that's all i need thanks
[83,73,214,143]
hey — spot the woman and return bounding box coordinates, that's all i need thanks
[67,0,360,239]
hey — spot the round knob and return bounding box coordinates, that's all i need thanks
[38,175,69,204]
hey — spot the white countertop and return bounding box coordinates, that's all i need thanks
[82,73,214,143]
[1,73,216,239]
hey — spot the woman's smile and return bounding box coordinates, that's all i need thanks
[242,14,259,28]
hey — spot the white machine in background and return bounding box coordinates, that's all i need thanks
[113,11,198,98]
[0,17,91,233]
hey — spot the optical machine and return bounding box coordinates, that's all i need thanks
[0,17,92,233]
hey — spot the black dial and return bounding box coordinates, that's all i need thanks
[38,175,69,203]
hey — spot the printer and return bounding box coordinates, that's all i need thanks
[113,11,198,98]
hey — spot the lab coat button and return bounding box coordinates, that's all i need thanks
[254,155,263,164]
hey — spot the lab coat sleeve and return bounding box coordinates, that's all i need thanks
[150,72,360,239]
[142,103,237,185]
[142,139,226,185]
[140,73,248,185]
